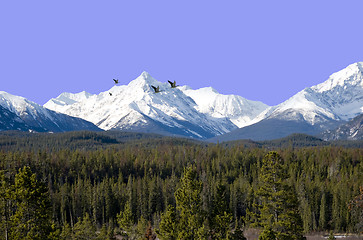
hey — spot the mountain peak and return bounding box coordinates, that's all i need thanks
[140,71,151,79]
[52,91,94,106]
[134,71,155,83]
[313,62,363,93]
[127,72,161,92]
[251,61,363,129]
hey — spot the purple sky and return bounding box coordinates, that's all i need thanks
[1,1,362,106]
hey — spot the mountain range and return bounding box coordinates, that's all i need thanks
[0,91,100,132]
[211,62,363,141]
[44,72,268,139]
[1,62,362,141]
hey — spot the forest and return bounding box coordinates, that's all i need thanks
[0,131,362,239]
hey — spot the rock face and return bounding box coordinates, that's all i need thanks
[44,72,268,139]
[0,105,32,131]
[319,113,363,140]
[0,91,100,132]
[211,62,363,141]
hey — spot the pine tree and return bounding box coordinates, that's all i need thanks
[136,216,148,239]
[319,192,327,230]
[117,201,137,239]
[96,223,115,240]
[258,226,276,240]
[158,166,206,240]
[10,166,52,240]
[157,205,177,240]
[348,186,363,233]
[174,165,204,240]
[73,213,97,240]
[210,183,234,239]
[0,170,13,240]
[60,223,73,240]
[257,152,304,240]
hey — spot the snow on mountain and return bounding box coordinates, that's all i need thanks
[0,104,32,131]
[180,86,269,128]
[42,62,363,141]
[0,91,100,132]
[319,113,363,140]
[45,91,95,110]
[211,62,363,142]
[45,72,267,139]
[255,62,363,125]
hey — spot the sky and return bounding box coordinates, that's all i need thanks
[1,1,362,106]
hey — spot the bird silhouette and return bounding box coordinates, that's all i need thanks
[168,80,177,88]
[109,92,112,96]
[151,85,161,93]
[113,79,119,84]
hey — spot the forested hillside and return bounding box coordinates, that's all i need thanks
[0,133,362,239]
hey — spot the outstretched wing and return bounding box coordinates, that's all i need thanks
[168,80,173,85]
[151,85,157,92]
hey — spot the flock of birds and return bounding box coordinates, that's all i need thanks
[109,79,178,96]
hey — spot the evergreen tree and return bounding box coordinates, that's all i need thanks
[158,166,208,240]
[117,201,137,239]
[174,165,204,240]
[0,170,13,240]
[136,216,148,239]
[96,223,115,240]
[319,192,327,230]
[210,183,234,239]
[157,205,177,240]
[258,226,276,240]
[10,166,52,240]
[348,186,363,233]
[256,152,304,240]
[60,223,73,240]
[73,213,97,240]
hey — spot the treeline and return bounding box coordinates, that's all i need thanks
[1,131,362,153]
[0,131,202,152]
[0,140,362,239]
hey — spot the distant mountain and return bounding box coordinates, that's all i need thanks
[0,105,32,131]
[211,62,363,142]
[44,72,268,139]
[180,86,268,128]
[0,91,100,132]
[45,91,95,107]
[4,62,358,140]
[319,113,363,140]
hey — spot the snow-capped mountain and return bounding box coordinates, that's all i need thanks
[262,62,363,123]
[0,91,100,132]
[212,62,363,142]
[180,86,268,128]
[44,72,268,139]
[45,91,95,109]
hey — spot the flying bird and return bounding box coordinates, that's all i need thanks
[151,85,161,93]
[113,79,119,84]
[168,80,177,88]
[109,92,112,96]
